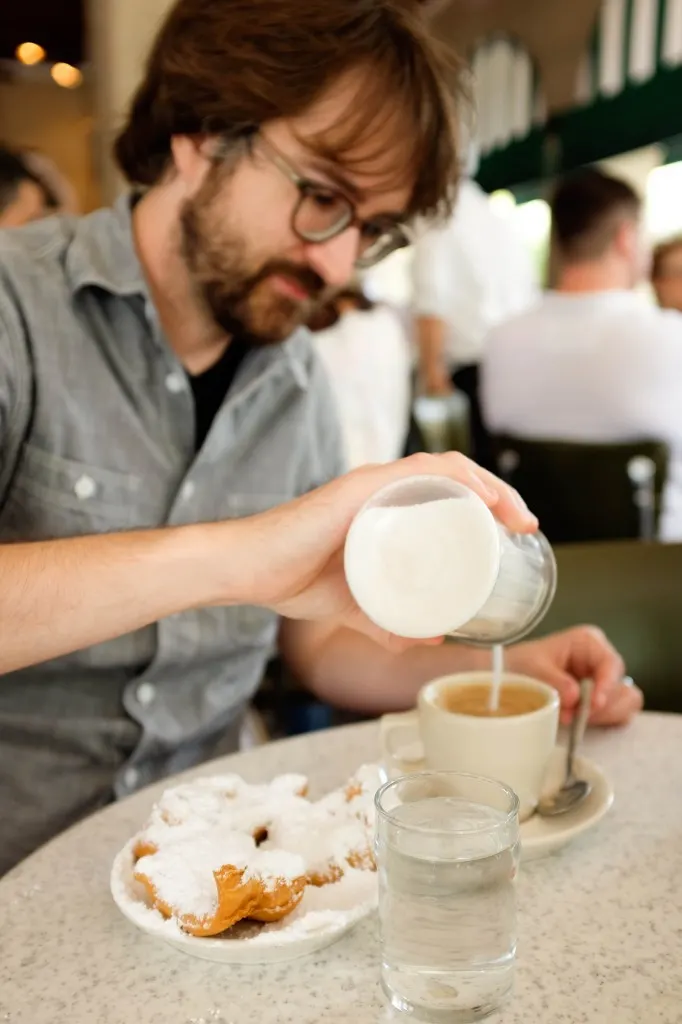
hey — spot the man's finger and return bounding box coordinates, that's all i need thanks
[589,682,643,726]
[539,668,580,712]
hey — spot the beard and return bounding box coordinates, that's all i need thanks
[180,167,327,345]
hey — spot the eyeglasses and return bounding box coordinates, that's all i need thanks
[255,135,413,270]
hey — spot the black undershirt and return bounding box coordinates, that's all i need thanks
[189,335,252,451]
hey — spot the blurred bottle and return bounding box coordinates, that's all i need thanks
[413,391,471,456]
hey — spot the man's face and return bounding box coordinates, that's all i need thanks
[0,179,48,228]
[177,76,413,344]
[653,245,682,312]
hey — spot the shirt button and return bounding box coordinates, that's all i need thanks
[123,767,140,790]
[74,474,97,500]
[136,682,157,707]
[165,371,186,394]
[180,480,196,501]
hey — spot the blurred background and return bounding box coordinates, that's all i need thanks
[2,0,682,724]
[1,0,681,289]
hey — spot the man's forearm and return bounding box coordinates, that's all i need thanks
[0,523,236,674]
[297,627,490,714]
[417,315,449,381]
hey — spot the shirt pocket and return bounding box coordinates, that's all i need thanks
[0,441,163,539]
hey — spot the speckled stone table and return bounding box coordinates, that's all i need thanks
[1,712,681,1024]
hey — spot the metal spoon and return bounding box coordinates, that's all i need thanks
[537,679,593,817]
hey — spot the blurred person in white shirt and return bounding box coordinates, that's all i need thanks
[482,168,682,541]
[309,285,411,468]
[412,149,538,468]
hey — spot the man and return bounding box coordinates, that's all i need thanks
[0,1,639,874]
[651,234,682,312]
[482,167,682,540]
[0,146,52,228]
[412,145,538,468]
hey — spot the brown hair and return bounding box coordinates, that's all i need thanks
[550,168,641,263]
[114,0,461,221]
[652,235,682,280]
[0,145,51,214]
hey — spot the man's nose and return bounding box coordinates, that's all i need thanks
[304,227,361,288]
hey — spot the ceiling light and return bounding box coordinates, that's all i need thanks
[16,42,46,66]
[50,63,83,89]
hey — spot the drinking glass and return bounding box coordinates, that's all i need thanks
[375,771,520,1023]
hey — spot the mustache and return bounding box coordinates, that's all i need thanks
[250,260,327,301]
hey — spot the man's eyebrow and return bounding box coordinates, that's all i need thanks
[305,158,408,222]
[305,157,366,201]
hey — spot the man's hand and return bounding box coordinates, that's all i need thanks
[230,451,537,649]
[0,449,536,676]
[505,626,643,727]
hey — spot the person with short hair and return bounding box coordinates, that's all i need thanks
[482,168,682,540]
[651,234,682,312]
[0,4,640,875]
[0,146,51,228]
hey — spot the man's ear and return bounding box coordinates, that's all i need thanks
[613,219,638,261]
[170,135,213,194]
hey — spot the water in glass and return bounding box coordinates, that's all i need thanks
[377,789,519,1022]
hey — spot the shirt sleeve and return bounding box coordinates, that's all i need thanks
[0,287,32,503]
[411,228,451,319]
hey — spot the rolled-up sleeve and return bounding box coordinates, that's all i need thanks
[0,287,31,502]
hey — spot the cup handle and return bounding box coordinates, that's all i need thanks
[379,710,427,776]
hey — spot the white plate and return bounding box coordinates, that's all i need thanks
[110,839,377,964]
[379,724,614,861]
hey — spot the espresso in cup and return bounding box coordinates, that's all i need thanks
[436,681,548,718]
[380,672,560,820]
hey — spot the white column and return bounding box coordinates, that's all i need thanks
[662,0,682,65]
[629,0,659,82]
[599,0,628,96]
[88,0,175,202]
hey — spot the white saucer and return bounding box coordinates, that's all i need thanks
[110,840,377,964]
[379,727,614,861]
[521,746,614,860]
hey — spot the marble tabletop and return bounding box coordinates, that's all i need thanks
[1,712,681,1024]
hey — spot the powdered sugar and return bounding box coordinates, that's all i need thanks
[112,766,382,959]
[263,813,369,880]
[229,869,377,946]
[260,768,380,880]
[140,774,310,851]
[111,842,377,953]
[135,830,307,921]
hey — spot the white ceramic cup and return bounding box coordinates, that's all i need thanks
[380,672,560,821]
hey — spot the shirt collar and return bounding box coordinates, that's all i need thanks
[65,193,148,299]
[65,193,311,388]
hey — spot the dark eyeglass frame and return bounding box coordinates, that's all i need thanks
[250,135,414,269]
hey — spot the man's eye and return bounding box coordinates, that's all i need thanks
[360,221,385,242]
[309,189,345,212]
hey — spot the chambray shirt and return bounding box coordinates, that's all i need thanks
[0,198,345,872]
